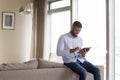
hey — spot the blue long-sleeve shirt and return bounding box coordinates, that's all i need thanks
[57,32,85,63]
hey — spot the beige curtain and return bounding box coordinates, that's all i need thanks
[31,0,47,59]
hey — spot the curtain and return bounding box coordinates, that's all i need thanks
[31,0,47,59]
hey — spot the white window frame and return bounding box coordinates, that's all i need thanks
[106,0,115,80]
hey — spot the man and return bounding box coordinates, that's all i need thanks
[56,21,101,80]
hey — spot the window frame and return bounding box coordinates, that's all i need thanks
[106,0,115,80]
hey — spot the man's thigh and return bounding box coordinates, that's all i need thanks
[64,62,87,75]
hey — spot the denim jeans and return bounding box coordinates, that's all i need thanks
[64,60,101,80]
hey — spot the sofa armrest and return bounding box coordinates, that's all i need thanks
[37,58,65,68]
[97,65,104,80]
[86,65,104,80]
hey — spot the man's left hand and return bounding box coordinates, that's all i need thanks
[79,49,87,57]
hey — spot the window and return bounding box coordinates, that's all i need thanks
[77,0,106,79]
[48,0,71,62]
[78,0,106,65]
[51,11,70,53]
[47,0,117,80]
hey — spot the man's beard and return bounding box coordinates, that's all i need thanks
[70,31,77,37]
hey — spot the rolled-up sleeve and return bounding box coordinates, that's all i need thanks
[57,35,70,56]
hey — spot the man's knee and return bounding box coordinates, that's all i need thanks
[77,68,87,78]
[95,67,100,73]
[93,67,100,75]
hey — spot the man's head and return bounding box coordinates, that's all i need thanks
[70,21,82,37]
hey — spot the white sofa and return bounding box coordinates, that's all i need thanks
[0,59,104,80]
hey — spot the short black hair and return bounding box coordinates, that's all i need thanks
[72,21,82,28]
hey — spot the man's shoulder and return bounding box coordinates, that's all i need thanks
[58,33,69,40]
[77,36,82,38]
[60,33,69,37]
[76,36,83,41]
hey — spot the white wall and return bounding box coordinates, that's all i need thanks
[0,0,32,63]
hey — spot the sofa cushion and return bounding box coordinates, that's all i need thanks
[37,58,65,68]
[0,60,38,71]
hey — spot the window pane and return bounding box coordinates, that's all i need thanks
[50,0,70,9]
[115,0,120,80]
[78,1,106,79]
[50,11,70,62]
[78,0,106,65]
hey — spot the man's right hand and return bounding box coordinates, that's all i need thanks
[70,47,81,53]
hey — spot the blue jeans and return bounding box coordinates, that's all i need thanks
[64,60,101,80]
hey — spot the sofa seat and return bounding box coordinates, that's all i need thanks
[0,68,78,80]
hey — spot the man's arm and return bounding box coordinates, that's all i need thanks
[57,35,70,56]
[57,36,81,56]
[70,47,81,53]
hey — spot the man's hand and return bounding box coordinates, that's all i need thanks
[79,49,87,57]
[70,47,81,53]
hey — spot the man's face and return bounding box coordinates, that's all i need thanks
[71,26,81,37]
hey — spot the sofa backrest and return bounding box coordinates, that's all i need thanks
[0,60,38,71]
[37,58,65,68]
